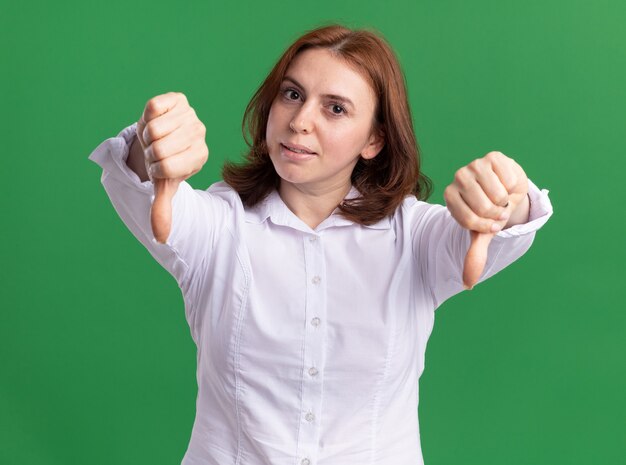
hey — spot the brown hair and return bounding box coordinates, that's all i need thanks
[222,24,433,225]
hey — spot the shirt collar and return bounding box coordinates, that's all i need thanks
[244,185,391,231]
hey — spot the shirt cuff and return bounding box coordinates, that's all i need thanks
[88,122,155,196]
[493,178,554,239]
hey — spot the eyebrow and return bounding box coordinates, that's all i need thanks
[282,76,356,110]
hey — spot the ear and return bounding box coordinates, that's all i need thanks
[361,126,385,160]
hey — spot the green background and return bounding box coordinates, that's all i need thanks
[2,0,624,463]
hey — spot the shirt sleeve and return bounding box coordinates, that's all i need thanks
[88,122,231,295]
[412,178,554,309]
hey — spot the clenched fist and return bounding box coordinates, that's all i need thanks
[135,92,209,243]
[443,151,530,290]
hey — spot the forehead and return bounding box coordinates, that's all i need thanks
[284,48,376,108]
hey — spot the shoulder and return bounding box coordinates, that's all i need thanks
[175,180,246,227]
[389,195,455,241]
[206,180,239,197]
[203,180,274,227]
[396,194,446,221]
[202,180,244,208]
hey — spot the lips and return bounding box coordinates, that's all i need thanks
[281,142,316,154]
[280,143,317,161]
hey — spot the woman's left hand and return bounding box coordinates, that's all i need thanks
[443,151,529,290]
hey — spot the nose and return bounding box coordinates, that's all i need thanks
[289,102,315,134]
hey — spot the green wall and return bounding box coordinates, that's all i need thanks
[2,0,624,463]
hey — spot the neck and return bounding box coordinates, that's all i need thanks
[278,180,352,230]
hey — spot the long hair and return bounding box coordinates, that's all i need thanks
[222,24,433,225]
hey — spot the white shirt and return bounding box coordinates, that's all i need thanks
[89,123,553,465]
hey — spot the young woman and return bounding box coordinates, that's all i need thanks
[89,24,552,465]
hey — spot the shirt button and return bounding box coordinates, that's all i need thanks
[305,412,315,422]
[311,276,321,284]
[301,459,311,465]
[311,317,321,327]
[309,236,317,242]
[308,367,318,376]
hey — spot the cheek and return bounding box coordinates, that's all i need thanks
[266,104,288,141]
[266,107,276,139]
[323,124,368,156]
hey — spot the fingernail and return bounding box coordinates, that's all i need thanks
[491,223,502,232]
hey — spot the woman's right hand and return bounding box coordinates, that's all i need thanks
[135,92,209,243]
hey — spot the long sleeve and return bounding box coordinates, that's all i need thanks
[88,123,231,296]
[413,178,554,309]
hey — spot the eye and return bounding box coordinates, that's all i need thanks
[282,87,301,101]
[329,103,347,116]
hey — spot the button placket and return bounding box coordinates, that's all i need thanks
[295,233,327,465]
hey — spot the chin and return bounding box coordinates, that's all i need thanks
[273,168,306,185]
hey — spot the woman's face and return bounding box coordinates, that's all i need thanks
[266,48,384,194]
